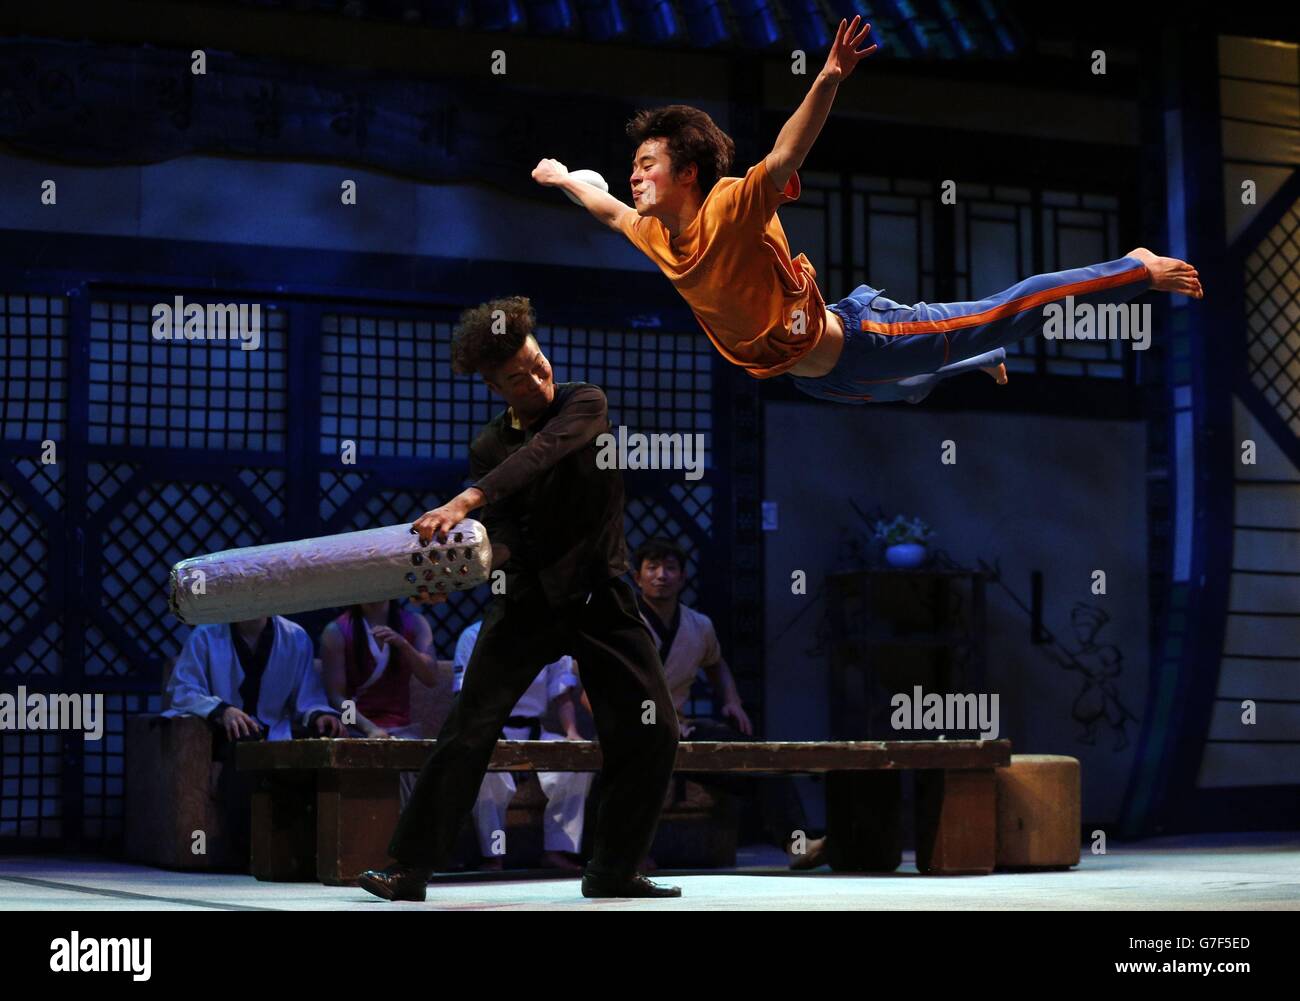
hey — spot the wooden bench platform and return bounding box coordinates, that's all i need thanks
[239,738,1011,883]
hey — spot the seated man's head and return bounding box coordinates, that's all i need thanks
[451,296,554,423]
[625,105,735,220]
[633,537,689,603]
[353,599,398,622]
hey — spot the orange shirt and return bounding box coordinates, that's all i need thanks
[619,159,826,378]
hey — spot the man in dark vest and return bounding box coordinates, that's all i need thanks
[359,296,681,901]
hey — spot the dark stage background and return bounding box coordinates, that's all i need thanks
[0,1,1296,855]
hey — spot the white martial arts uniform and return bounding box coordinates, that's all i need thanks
[454,620,593,857]
[637,599,722,732]
[163,616,334,740]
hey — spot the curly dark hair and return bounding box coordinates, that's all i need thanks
[450,295,536,376]
[625,105,735,195]
[632,536,688,574]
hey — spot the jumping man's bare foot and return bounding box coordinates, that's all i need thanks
[981,362,1008,385]
[1126,247,1204,298]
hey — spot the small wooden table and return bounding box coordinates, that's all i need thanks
[238,738,1011,884]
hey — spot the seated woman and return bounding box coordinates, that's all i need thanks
[320,599,438,806]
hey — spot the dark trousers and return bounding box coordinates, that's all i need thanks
[389,576,680,881]
[211,728,261,866]
[682,718,812,849]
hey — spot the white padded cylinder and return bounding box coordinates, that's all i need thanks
[168,520,491,624]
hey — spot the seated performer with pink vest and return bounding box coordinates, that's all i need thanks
[320,600,438,808]
[319,599,437,740]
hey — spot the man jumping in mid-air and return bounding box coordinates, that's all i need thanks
[533,16,1202,404]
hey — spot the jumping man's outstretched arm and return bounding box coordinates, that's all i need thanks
[532,158,635,232]
[765,16,878,192]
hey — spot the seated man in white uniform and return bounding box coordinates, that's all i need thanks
[455,619,592,873]
[163,615,345,864]
[630,538,828,870]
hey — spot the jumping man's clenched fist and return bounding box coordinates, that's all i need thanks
[532,158,570,186]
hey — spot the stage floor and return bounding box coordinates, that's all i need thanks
[3,832,1298,911]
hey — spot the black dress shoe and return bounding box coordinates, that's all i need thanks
[581,872,681,898]
[358,864,431,902]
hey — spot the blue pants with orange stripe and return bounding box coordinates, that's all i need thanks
[789,255,1151,404]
